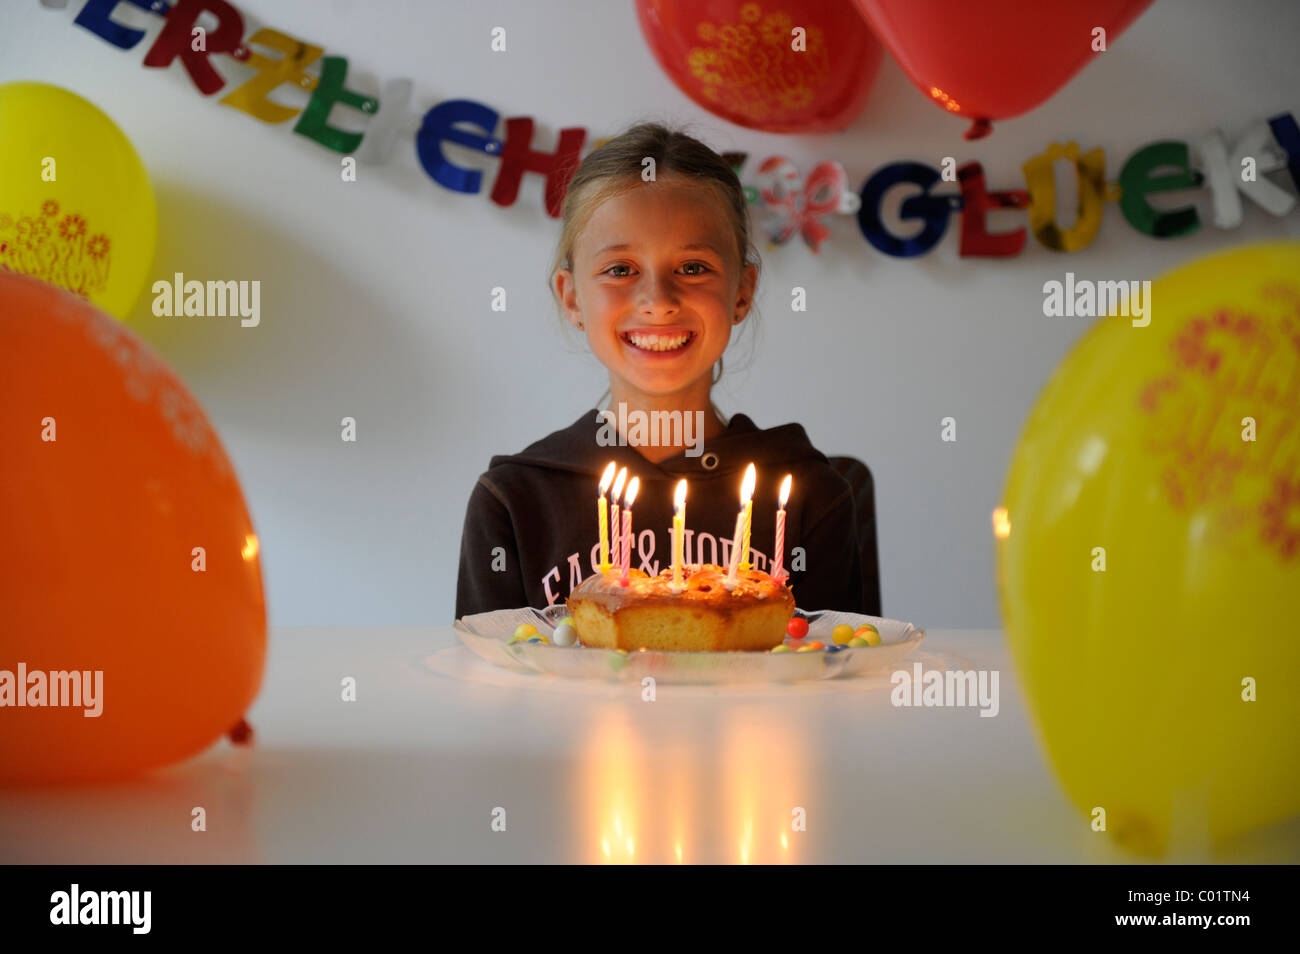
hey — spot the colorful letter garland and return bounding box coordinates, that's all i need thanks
[62,1,1300,257]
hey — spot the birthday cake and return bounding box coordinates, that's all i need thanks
[566,563,795,652]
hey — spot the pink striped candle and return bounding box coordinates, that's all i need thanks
[608,467,628,575]
[620,477,639,584]
[772,474,792,581]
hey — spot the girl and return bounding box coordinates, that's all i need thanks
[455,122,866,618]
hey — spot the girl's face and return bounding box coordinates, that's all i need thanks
[555,178,757,405]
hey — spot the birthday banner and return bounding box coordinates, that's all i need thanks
[62,0,1300,257]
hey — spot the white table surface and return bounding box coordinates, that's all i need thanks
[2,625,1296,865]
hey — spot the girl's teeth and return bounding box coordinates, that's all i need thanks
[626,332,691,351]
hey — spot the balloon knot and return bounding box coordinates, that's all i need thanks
[963,117,993,141]
[228,717,254,746]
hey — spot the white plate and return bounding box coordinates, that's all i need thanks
[453,606,925,684]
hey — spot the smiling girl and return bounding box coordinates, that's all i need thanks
[454,122,866,618]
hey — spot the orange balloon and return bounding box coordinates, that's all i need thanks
[0,272,266,783]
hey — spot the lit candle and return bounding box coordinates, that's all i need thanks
[620,477,639,584]
[670,479,687,591]
[609,467,627,575]
[597,461,616,572]
[739,462,756,571]
[726,464,757,589]
[771,474,792,581]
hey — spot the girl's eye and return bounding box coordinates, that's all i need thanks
[603,263,711,277]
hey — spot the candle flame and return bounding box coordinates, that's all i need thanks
[778,474,792,508]
[612,467,628,500]
[624,476,640,508]
[599,461,616,494]
[739,463,756,505]
[674,478,687,510]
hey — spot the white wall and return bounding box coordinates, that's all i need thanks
[4,0,1298,627]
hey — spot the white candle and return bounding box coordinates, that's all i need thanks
[725,464,757,588]
[772,474,792,581]
[620,477,639,584]
[670,479,687,591]
[597,462,616,571]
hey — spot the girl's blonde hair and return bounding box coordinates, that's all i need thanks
[548,120,761,393]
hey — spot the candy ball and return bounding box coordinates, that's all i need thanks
[514,623,539,641]
[787,617,809,640]
[552,621,577,647]
[857,628,882,646]
[770,644,792,653]
[848,636,870,648]
[832,624,855,645]
[796,644,820,653]
[806,640,825,650]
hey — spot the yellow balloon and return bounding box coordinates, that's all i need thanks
[0,81,156,320]
[997,242,1300,856]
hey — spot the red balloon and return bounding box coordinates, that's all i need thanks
[854,0,1154,138]
[0,272,266,782]
[636,0,884,133]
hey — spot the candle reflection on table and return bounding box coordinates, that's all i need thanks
[576,704,808,864]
